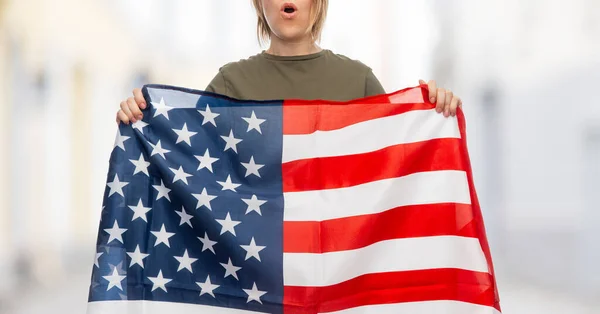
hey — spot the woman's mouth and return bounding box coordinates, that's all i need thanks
[281,3,298,19]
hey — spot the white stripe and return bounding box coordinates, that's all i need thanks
[85,295,501,314]
[323,300,501,314]
[87,300,262,314]
[283,236,488,287]
[147,87,202,109]
[282,109,460,163]
[283,170,470,222]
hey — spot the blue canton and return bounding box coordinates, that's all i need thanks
[89,85,284,313]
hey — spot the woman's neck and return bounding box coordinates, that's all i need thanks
[266,36,322,56]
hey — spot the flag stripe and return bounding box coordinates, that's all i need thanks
[283,170,471,222]
[282,102,432,135]
[282,86,428,135]
[456,109,501,307]
[282,236,488,287]
[322,301,501,314]
[283,203,476,253]
[283,269,497,313]
[87,300,265,314]
[323,301,501,314]
[282,138,465,192]
[282,109,461,163]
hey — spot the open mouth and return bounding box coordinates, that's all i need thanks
[281,3,298,17]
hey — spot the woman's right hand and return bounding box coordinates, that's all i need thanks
[116,88,147,124]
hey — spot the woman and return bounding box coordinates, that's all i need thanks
[116,0,462,124]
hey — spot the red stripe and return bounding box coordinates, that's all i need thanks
[456,108,502,311]
[283,86,431,135]
[282,138,465,192]
[283,268,499,313]
[284,203,475,253]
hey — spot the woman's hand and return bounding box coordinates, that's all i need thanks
[116,88,147,124]
[419,79,462,117]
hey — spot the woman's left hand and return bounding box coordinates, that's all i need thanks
[419,79,462,117]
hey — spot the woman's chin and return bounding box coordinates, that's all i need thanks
[273,29,311,42]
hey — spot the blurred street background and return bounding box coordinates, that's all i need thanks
[0,0,599,313]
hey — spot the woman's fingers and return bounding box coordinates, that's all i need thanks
[428,80,438,104]
[436,88,446,113]
[127,97,142,121]
[120,101,134,124]
[117,109,130,125]
[444,90,453,117]
[450,96,461,116]
[115,87,146,125]
[133,88,146,110]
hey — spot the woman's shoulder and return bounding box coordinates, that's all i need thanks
[323,50,374,73]
[205,53,273,97]
[217,53,265,75]
[323,50,385,96]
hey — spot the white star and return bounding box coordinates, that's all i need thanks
[103,267,126,291]
[192,188,217,210]
[197,232,217,254]
[173,123,197,146]
[242,195,267,215]
[129,153,150,176]
[220,129,242,153]
[106,174,129,198]
[198,104,220,126]
[175,207,193,227]
[242,111,266,134]
[217,175,241,192]
[151,97,173,120]
[151,224,175,248]
[241,156,264,178]
[174,249,198,273]
[128,199,152,222]
[243,282,267,304]
[104,220,127,244]
[127,245,149,268]
[169,165,193,185]
[196,276,219,298]
[132,119,149,134]
[109,262,126,274]
[216,212,241,236]
[153,179,171,201]
[148,270,172,292]
[195,149,219,172]
[240,237,266,262]
[113,128,130,151]
[220,258,242,280]
[149,140,171,159]
[94,251,103,268]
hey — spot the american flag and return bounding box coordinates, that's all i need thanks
[87,84,501,313]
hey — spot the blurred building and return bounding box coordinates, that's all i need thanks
[431,0,600,303]
[0,0,143,309]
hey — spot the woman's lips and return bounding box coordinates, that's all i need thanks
[281,3,298,19]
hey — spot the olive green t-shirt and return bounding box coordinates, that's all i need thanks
[205,49,385,101]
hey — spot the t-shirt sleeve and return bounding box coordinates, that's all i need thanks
[364,69,386,97]
[205,70,228,95]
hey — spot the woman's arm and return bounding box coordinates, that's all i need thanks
[365,69,385,97]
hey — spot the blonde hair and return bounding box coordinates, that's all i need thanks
[252,0,328,45]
